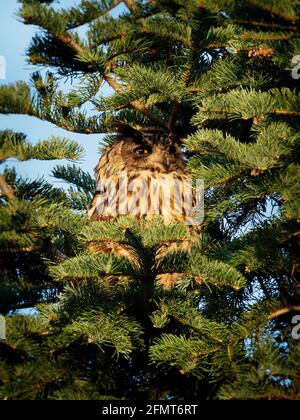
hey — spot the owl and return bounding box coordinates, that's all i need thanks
[88,127,195,224]
[87,127,199,288]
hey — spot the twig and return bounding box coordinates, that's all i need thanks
[267,306,300,320]
[0,174,15,201]
[230,19,297,31]
[123,0,137,10]
[257,277,271,299]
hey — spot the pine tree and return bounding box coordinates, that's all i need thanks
[0,0,299,400]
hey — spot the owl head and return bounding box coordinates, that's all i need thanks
[89,126,200,224]
[96,127,185,180]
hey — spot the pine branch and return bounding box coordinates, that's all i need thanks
[40,23,167,127]
[167,53,195,130]
[248,0,298,21]
[0,132,84,162]
[2,0,299,401]
[67,0,124,29]
[7,368,67,400]
[230,19,297,31]
[103,73,169,128]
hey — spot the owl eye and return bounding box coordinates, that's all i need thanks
[134,146,152,156]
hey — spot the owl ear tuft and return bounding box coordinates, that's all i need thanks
[167,132,181,145]
[112,120,142,139]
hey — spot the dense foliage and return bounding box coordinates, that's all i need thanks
[0,0,299,400]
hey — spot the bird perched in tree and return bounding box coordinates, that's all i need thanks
[88,125,196,224]
[87,125,200,288]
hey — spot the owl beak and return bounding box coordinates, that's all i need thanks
[163,156,170,171]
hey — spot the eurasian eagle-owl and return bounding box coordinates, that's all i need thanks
[88,129,194,223]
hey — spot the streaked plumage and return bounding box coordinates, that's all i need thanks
[87,128,198,288]
[88,130,189,223]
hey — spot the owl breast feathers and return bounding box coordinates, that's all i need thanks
[88,130,196,224]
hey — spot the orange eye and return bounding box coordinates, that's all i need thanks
[134,147,151,156]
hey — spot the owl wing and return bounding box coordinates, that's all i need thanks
[87,191,102,220]
[87,187,119,221]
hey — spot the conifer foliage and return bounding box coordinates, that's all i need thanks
[0,0,299,400]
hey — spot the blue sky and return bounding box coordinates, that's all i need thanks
[0,0,122,186]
